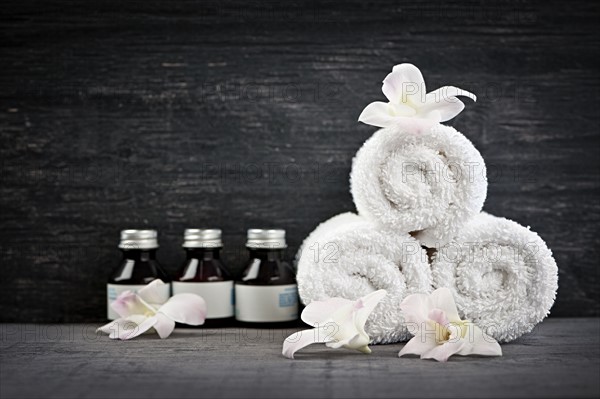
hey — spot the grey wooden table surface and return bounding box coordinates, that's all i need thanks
[1,318,598,399]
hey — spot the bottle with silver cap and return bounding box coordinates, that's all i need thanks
[235,229,298,323]
[173,229,234,324]
[107,229,170,320]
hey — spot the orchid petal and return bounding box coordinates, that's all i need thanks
[389,102,418,117]
[153,312,176,339]
[282,326,335,359]
[301,297,353,327]
[328,304,362,343]
[400,293,430,324]
[97,319,126,339]
[426,86,476,103]
[137,279,169,305]
[388,63,426,104]
[158,293,207,326]
[398,335,438,358]
[347,334,372,354]
[118,315,158,340]
[358,101,396,128]
[97,315,157,340]
[353,290,387,332]
[111,290,156,318]
[428,308,450,327]
[428,288,462,323]
[420,97,466,122]
[458,324,503,357]
[392,63,426,92]
[326,330,367,352]
[421,340,467,362]
[382,71,405,104]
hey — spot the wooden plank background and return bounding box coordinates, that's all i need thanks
[0,0,598,322]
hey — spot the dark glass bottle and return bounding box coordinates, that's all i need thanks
[107,229,170,320]
[235,229,298,323]
[173,229,234,325]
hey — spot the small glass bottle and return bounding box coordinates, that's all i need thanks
[107,229,170,320]
[172,229,234,323]
[235,229,298,323]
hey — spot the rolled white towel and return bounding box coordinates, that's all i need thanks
[296,212,432,344]
[350,123,487,248]
[431,212,559,342]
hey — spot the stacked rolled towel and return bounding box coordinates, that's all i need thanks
[430,212,559,342]
[350,123,487,248]
[296,212,432,344]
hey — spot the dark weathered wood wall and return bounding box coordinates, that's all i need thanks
[1,0,598,322]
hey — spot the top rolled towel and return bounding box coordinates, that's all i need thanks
[350,123,487,248]
[296,212,431,344]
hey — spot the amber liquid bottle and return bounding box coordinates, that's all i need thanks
[235,229,298,323]
[107,229,170,320]
[172,229,234,325]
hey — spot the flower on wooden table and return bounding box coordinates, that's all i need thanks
[282,290,387,359]
[97,280,206,340]
[399,287,502,362]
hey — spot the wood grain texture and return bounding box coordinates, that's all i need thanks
[0,0,599,322]
[1,319,599,398]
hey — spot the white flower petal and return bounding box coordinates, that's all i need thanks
[391,63,427,104]
[153,312,176,339]
[358,101,397,128]
[426,86,476,103]
[301,297,353,327]
[428,288,462,323]
[420,97,466,122]
[458,324,503,357]
[398,335,438,358]
[353,289,387,333]
[325,330,367,351]
[421,340,467,362]
[97,315,157,340]
[119,315,158,340]
[390,102,418,117]
[110,291,156,319]
[97,319,124,339]
[158,293,207,326]
[400,292,431,324]
[382,71,405,104]
[392,63,426,92]
[282,326,335,359]
[428,308,450,327]
[137,279,169,305]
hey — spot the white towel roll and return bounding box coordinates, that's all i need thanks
[350,123,487,248]
[431,212,558,342]
[296,212,432,344]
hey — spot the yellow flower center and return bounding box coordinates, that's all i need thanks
[430,320,469,344]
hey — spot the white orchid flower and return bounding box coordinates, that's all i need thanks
[282,290,387,359]
[97,280,207,340]
[358,63,476,132]
[399,287,502,362]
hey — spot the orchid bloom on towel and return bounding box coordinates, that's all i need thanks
[358,63,476,132]
[282,290,387,359]
[399,287,501,362]
[97,280,207,340]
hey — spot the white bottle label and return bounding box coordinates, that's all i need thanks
[172,281,234,319]
[107,283,171,320]
[235,284,298,322]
